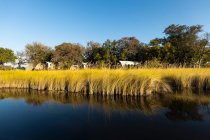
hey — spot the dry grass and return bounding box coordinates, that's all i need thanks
[0,68,210,96]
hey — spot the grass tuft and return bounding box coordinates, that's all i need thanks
[0,69,210,96]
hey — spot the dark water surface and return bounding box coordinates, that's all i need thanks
[0,90,210,140]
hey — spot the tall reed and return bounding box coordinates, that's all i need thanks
[0,69,210,96]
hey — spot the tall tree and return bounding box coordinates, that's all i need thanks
[25,42,52,66]
[85,40,119,67]
[148,39,162,61]
[52,43,84,69]
[116,37,141,61]
[164,24,203,66]
[136,45,149,63]
[149,38,177,64]
[85,41,102,64]
[161,42,176,64]
[0,47,16,65]
[192,33,210,67]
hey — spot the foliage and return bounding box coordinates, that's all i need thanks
[116,37,142,61]
[144,59,163,68]
[163,24,209,66]
[52,43,84,69]
[85,38,146,67]
[0,65,14,70]
[25,42,52,66]
[16,51,27,68]
[0,47,16,65]
[2,24,210,68]
[83,25,210,68]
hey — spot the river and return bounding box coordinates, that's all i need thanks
[0,90,210,140]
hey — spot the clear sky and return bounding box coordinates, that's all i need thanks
[0,0,210,51]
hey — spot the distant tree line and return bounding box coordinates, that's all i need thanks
[0,24,210,69]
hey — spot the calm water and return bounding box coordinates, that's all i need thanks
[0,90,210,140]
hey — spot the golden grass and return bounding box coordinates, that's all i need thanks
[0,68,210,96]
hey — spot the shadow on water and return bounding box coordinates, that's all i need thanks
[1,89,210,140]
[0,89,210,121]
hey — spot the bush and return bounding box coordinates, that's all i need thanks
[144,59,163,68]
[0,65,14,70]
[16,66,26,70]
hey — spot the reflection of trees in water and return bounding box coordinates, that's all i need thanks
[86,95,164,115]
[165,99,203,121]
[0,89,210,121]
[0,89,165,114]
[164,94,210,121]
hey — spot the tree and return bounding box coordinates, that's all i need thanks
[52,43,84,69]
[149,38,177,64]
[102,40,112,65]
[0,47,16,65]
[85,40,120,67]
[149,46,161,60]
[136,45,149,63]
[85,41,102,64]
[192,33,210,67]
[161,42,176,64]
[25,42,52,66]
[116,37,141,61]
[16,51,27,68]
[164,24,204,66]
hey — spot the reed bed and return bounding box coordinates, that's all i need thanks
[0,69,210,96]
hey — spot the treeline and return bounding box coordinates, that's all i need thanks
[0,24,210,69]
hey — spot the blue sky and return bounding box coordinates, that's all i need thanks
[0,0,210,51]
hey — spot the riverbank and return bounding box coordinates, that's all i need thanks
[0,69,210,96]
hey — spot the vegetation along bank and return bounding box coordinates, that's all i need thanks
[0,69,210,96]
[0,24,210,70]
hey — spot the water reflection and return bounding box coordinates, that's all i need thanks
[166,99,203,121]
[0,89,210,121]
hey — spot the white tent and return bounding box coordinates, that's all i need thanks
[119,61,140,67]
